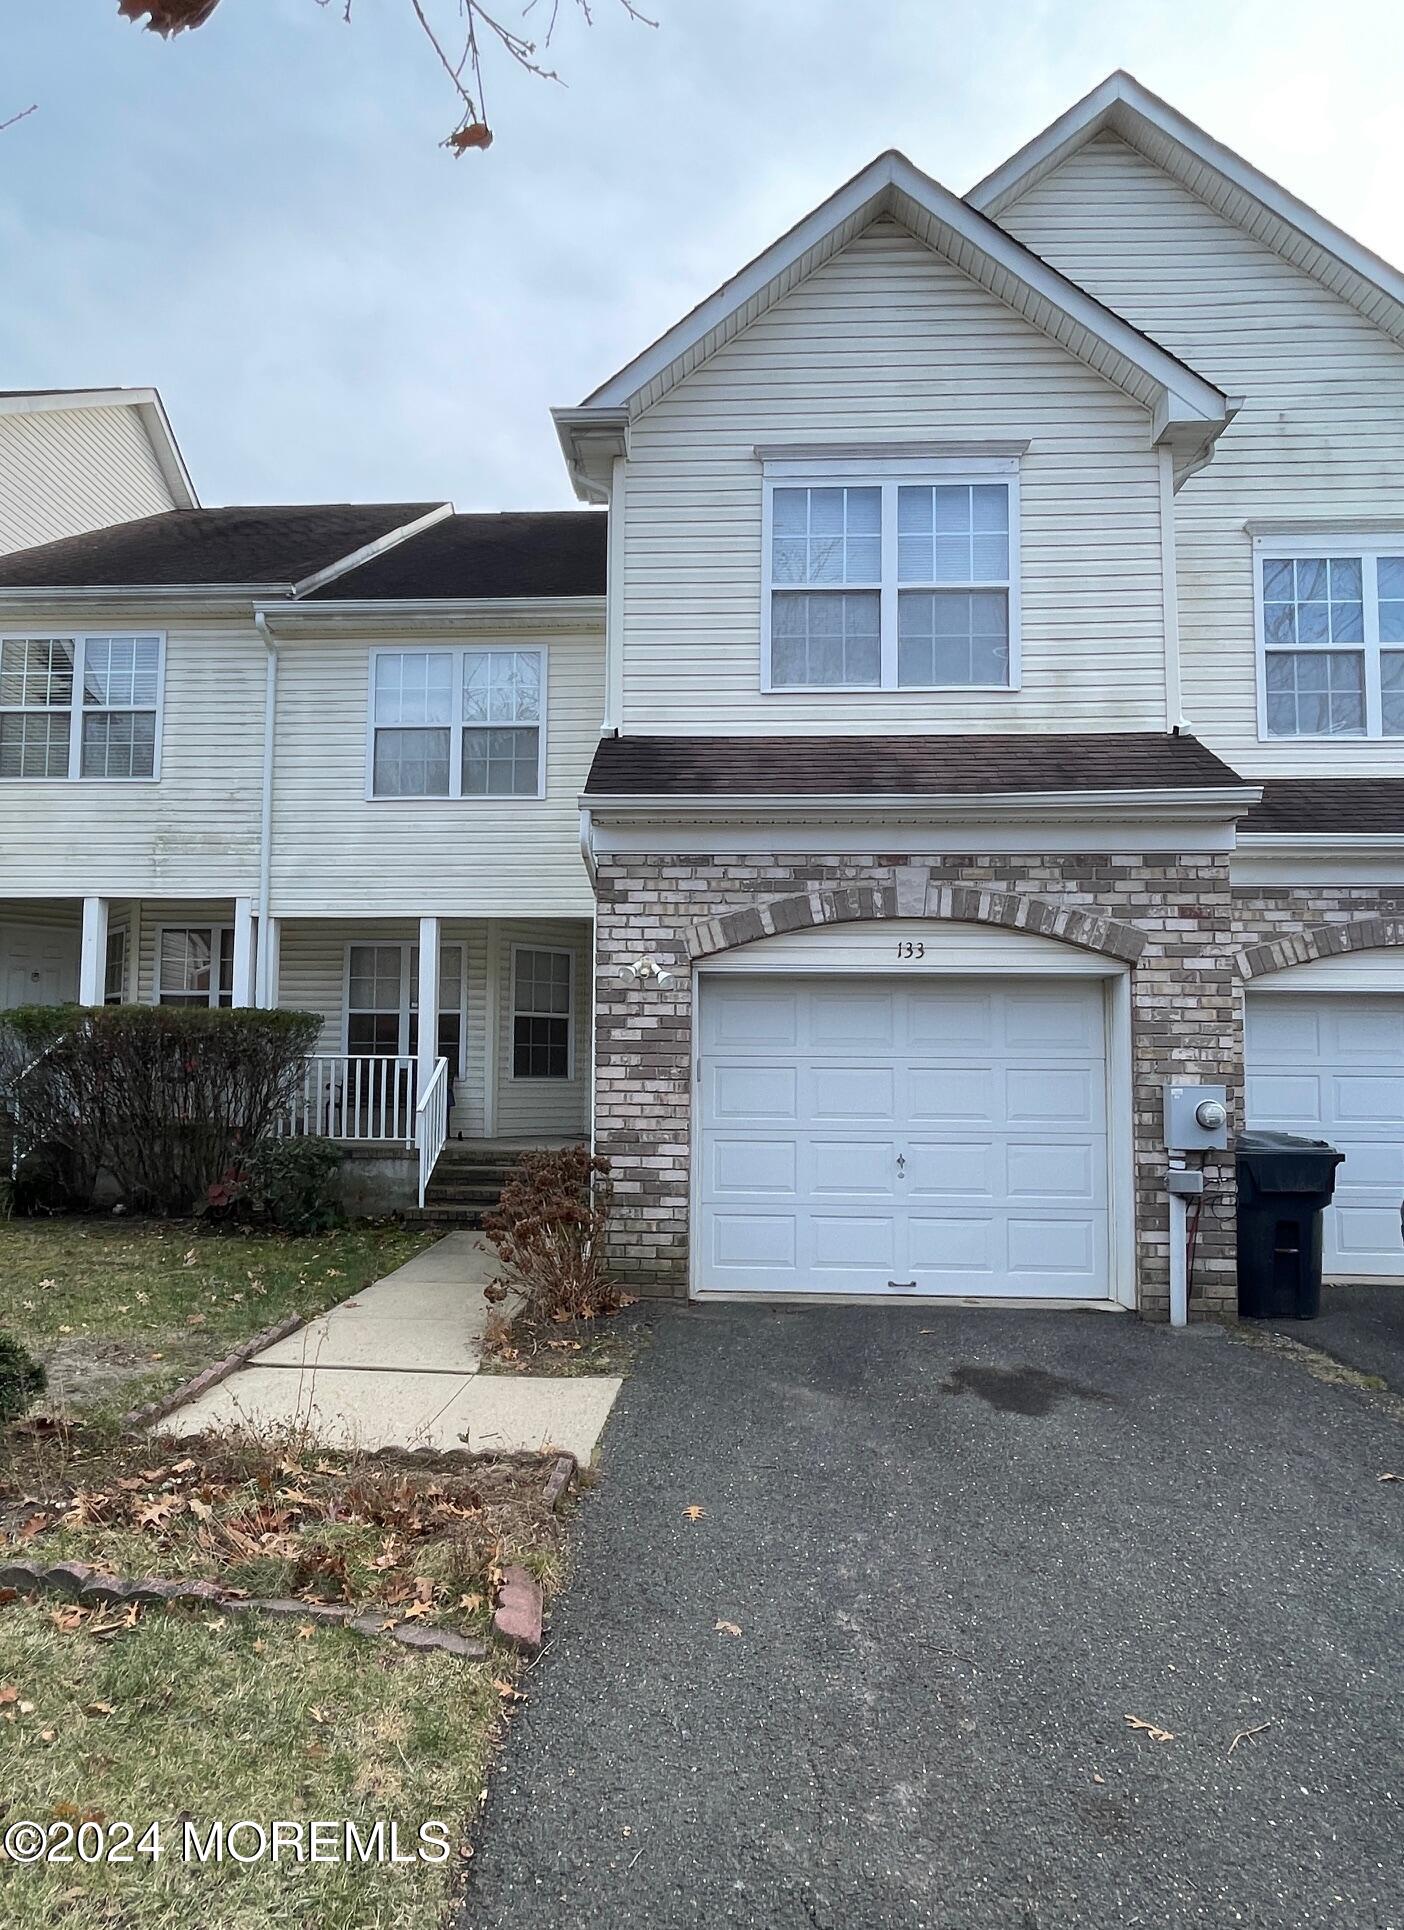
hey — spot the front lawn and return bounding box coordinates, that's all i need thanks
[0,1218,438,1422]
[0,1600,502,1928]
[0,1428,568,1927]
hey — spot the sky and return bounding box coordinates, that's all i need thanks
[3,0,1403,512]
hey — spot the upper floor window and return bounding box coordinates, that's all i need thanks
[1259,544,1404,738]
[762,465,1019,692]
[0,634,163,780]
[368,647,545,799]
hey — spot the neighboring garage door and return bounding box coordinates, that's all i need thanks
[1246,993,1404,1278]
[696,975,1110,1298]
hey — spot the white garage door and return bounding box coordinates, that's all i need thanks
[697,975,1110,1298]
[1246,993,1404,1277]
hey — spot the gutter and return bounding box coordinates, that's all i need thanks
[253,608,279,1006]
[579,806,597,887]
[579,783,1264,821]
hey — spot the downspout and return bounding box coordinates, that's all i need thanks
[253,609,279,1007]
[1158,445,1187,733]
[579,803,598,1155]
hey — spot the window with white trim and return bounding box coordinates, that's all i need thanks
[512,947,572,1080]
[345,942,465,1075]
[0,634,162,779]
[1259,544,1404,738]
[157,928,234,1008]
[369,648,544,798]
[763,469,1017,691]
[104,927,127,1006]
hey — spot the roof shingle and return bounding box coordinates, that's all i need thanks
[306,511,606,600]
[1241,780,1404,835]
[584,732,1246,799]
[0,504,444,589]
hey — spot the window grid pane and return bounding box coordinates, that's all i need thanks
[1382,650,1404,735]
[159,928,217,1005]
[1264,649,1365,736]
[770,590,881,687]
[897,485,1009,584]
[462,725,540,796]
[1262,556,1363,646]
[462,651,541,725]
[373,727,450,797]
[897,590,1010,687]
[0,712,69,778]
[772,487,881,586]
[0,638,74,708]
[81,709,156,779]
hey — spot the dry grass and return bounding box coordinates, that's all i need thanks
[0,1599,505,1927]
[478,1303,651,1380]
[0,1218,438,1423]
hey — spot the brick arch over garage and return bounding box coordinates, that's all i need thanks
[686,870,1147,966]
[1238,916,1404,982]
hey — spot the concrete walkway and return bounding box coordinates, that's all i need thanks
[163,1233,621,1460]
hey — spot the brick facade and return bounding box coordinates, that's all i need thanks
[1232,886,1404,977]
[594,851,1243,1318]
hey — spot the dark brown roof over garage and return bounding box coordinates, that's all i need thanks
[0,504,444,589]
[584,731,1246,798]
[1241,780,1404,835]
[307,511,606,600]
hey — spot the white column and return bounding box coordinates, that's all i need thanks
[255,916,281,1009]
[78,896,109,1006]
[482,920,499,1139]
[231,896,255,1007]
[416,916,441,1099]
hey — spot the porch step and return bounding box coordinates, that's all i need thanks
[419,1136,587,1222]
[403,1204,486,1225]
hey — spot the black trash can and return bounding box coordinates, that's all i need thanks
[1235,1131,1345,1320]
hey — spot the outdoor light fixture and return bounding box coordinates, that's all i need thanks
[622,956,675,989]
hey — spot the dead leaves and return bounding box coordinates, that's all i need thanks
[1124,1715,1175,1743]
[681,1505,706,1522]
[1227,1720,1275,1756]
[713,1620,742,1638]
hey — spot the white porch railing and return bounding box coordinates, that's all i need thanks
[415,1056,450,1208]
[285,1054,419,1147]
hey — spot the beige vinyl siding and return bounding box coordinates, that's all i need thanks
[0,406,176,555]
[269,625,602,917]
[998,133,1404,777]
[619,217,1169,735]
[495,921,591,1138]
[0,609,265,897]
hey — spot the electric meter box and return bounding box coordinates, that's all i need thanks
[1164,1083,1229,1152]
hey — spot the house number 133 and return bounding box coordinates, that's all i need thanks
[896,941,925,960]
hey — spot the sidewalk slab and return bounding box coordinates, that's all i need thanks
[445,1375,622,1461]
[375,1233,496,1287]
[162,1364,478,1450]
[254,1312,483,1374]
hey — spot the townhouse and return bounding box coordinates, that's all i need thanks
[5,73,1404,1314]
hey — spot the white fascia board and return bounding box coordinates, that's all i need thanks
[257,594,605,630]
[0,583,288,603]
[1235,833,1404,851]
[134,392,199,509]
[566,149,1226,434]
[0,388,148,419]
[289,503,454,598]
[582,784,1261,822]
[967,70,1404,336]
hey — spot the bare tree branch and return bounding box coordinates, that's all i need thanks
[115,0,658,153]
[0,104,38,134]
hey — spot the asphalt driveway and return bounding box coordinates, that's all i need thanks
[1268,1280,1404,1394]
[463,1307,1403,1930]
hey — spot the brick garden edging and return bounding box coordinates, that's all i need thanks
[121,1309,315,1432]
[541,1453,576,1511]
[0,1555,488,1660]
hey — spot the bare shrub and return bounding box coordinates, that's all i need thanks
[482,1145,619,1322]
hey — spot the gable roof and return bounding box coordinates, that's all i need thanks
[555,148,1230,499]
[0,386,198,509]
[0,502,448,594]
[967,71,1404,350]
[305,510,606,602]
